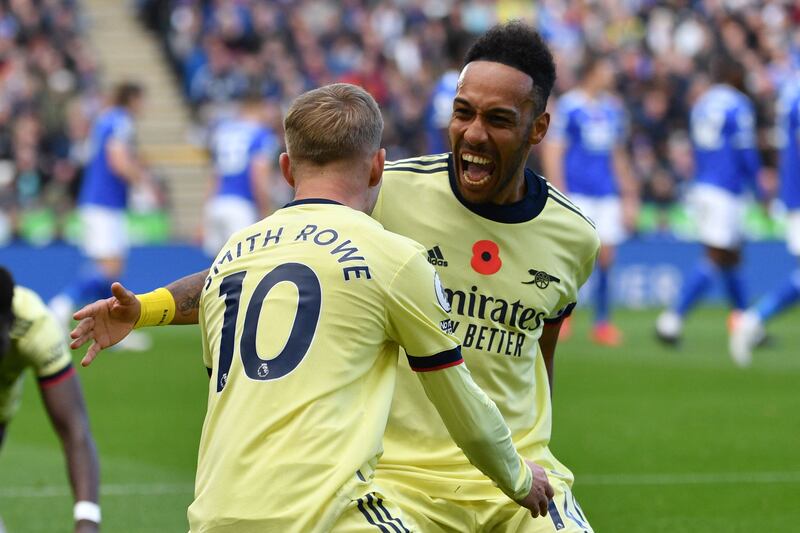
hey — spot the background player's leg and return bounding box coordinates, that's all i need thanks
[591,244,621,346]
[753,269,800,323]
[656,254,716,344]
[731,267,800,366]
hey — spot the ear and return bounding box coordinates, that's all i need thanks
[368,148,385,188]
[529,112,550,146]
[279,152,294,188]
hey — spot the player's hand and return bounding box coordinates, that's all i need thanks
[70,282,141,367]
[75,519,99,532]
[515,460,554,518]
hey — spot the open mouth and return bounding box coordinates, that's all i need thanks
[460,152,496,187]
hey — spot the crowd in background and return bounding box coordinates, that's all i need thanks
[2,0,800,245]
[140,0,800,209]
[0,0,101,244]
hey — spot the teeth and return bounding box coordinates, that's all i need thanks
[462,153,491,165]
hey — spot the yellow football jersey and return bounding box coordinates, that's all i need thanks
[373,154,600,498]
[189,199,463,533]
[0,286,74,422]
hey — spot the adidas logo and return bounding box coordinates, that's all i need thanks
[427,246,448,267]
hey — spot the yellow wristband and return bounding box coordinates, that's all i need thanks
[134,288,176,329]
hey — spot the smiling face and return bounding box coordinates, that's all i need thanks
[449,61,550,205]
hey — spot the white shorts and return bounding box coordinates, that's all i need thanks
[787,210,800,256]
[569,194,626,246]
[80,205,128,259]
[203,195,259,257]
[688,184,745,250]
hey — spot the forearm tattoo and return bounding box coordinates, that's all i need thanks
[168,271,207,317]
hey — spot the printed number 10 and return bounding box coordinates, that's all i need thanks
[215,263,322,392]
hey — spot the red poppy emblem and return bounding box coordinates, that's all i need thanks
[471,240,502,275]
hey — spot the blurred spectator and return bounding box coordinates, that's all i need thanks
[0,0,101,244]
[6,0,800,245]
[138,1,799,213]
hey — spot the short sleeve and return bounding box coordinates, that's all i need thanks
[110,114,134,144]
[17,312,73,383]
[545,230,600,322]
[385,250,462,371]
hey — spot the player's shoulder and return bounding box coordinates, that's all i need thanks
[601,92,625,112]
[11,286,47,321]
[384,153,450,174]
[542,178,599,242]
[382,153,451,190]
[556,89,586,112]
[10,286,50,339]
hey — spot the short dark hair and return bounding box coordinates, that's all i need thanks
[463,21,556,115]
[113,81,144,108]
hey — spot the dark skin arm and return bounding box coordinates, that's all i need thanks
[71,270,208,365]
[168,270,207,324]
[39,372,100,533]
[539,321,563,397]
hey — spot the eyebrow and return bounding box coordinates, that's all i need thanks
[453,97,519,118]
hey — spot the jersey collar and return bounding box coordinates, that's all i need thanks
[446,154,548,223]
[283,198,345,208]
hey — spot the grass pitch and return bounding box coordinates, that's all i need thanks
[1,307,798,532]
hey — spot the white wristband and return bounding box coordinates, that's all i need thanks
[74,501,101,523]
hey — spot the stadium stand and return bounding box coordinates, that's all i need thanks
[2,1,800,245]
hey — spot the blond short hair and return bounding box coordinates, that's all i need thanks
[284,83,383,165]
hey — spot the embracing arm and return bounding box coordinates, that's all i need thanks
[39,372,100,532]
[417,362,553,517]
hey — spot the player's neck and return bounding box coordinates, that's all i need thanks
[293,177,370,213]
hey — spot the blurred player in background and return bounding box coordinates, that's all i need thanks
[656,56,761,345]
[82,83,553,531]
[0,267,100,533]
[425,34,469,154]
[731,73,800,366]
[70,22,599,533]
[202,90,278,257]
[49,82,153,351]
[543,54,639,347]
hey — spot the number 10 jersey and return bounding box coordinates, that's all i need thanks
[189,198,461,532]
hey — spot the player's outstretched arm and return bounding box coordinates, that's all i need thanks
[71,282,141,366]
[71,270,208,366]
[165,270,208,324]
[416,363,554,517]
